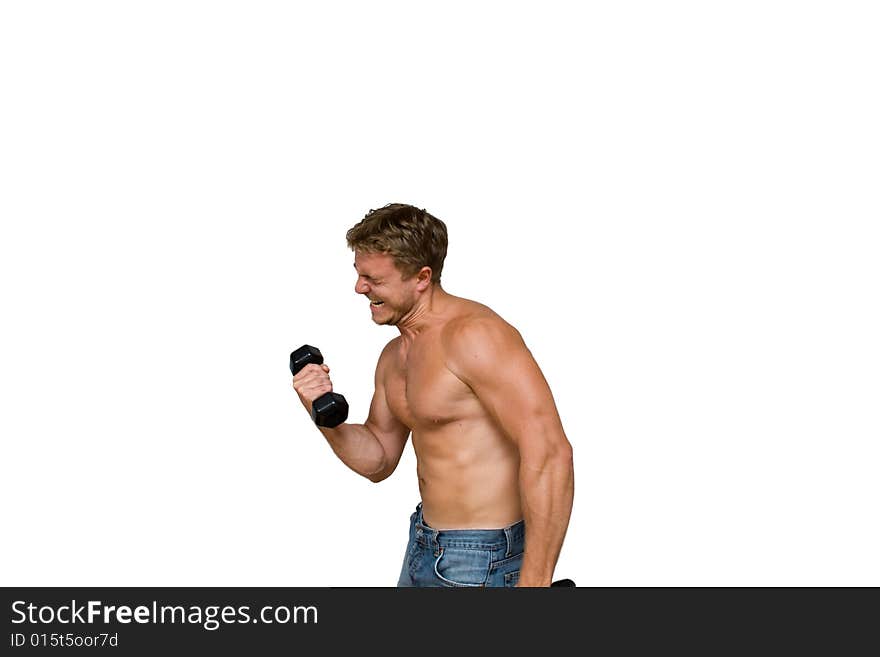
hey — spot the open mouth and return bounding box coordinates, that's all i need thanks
[370,299,384,307]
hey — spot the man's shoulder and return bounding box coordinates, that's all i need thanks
[441,302,524,360]
[381,335,403,351]
[375,336,402,373]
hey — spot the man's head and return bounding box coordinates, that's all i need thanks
[346,203,448,326]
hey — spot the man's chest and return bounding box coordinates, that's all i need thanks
[383,342,478,429]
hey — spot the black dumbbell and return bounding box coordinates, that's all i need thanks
[551,579,576,587]
[289,345,349,428]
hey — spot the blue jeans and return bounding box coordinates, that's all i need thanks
[397,503,525,587]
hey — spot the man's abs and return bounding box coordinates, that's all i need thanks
[412,418,522,530]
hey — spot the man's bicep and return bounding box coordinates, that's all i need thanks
[364,349,411,460]
[483,351,563,440]
[448,320,565,449]
[365,382,410,446]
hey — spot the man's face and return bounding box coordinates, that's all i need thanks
[353,251,418,326]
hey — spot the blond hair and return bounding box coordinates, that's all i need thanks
[346,203,448,284]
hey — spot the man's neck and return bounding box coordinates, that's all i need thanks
[396,285,451,342]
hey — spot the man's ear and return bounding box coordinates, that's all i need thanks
[416,266,433,292]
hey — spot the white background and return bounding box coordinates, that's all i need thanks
[1,1,878,586]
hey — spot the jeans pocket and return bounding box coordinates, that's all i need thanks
[433,547,491,587]
[504,570,520,588]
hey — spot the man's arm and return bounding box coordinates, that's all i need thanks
[293,341,411,482]
[361,344,412,482]
[445,318,575,587]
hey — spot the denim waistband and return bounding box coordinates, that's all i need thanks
[412,503,525,556]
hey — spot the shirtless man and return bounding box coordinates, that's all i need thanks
[292,204,574,587]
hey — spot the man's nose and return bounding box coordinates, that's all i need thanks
[355,279,370,295]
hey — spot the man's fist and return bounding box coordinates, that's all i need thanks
[289,344,349,427]
[292,363,334,415]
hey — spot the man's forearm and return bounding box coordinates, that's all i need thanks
[316,423,387,480]
[517,447,575,587]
